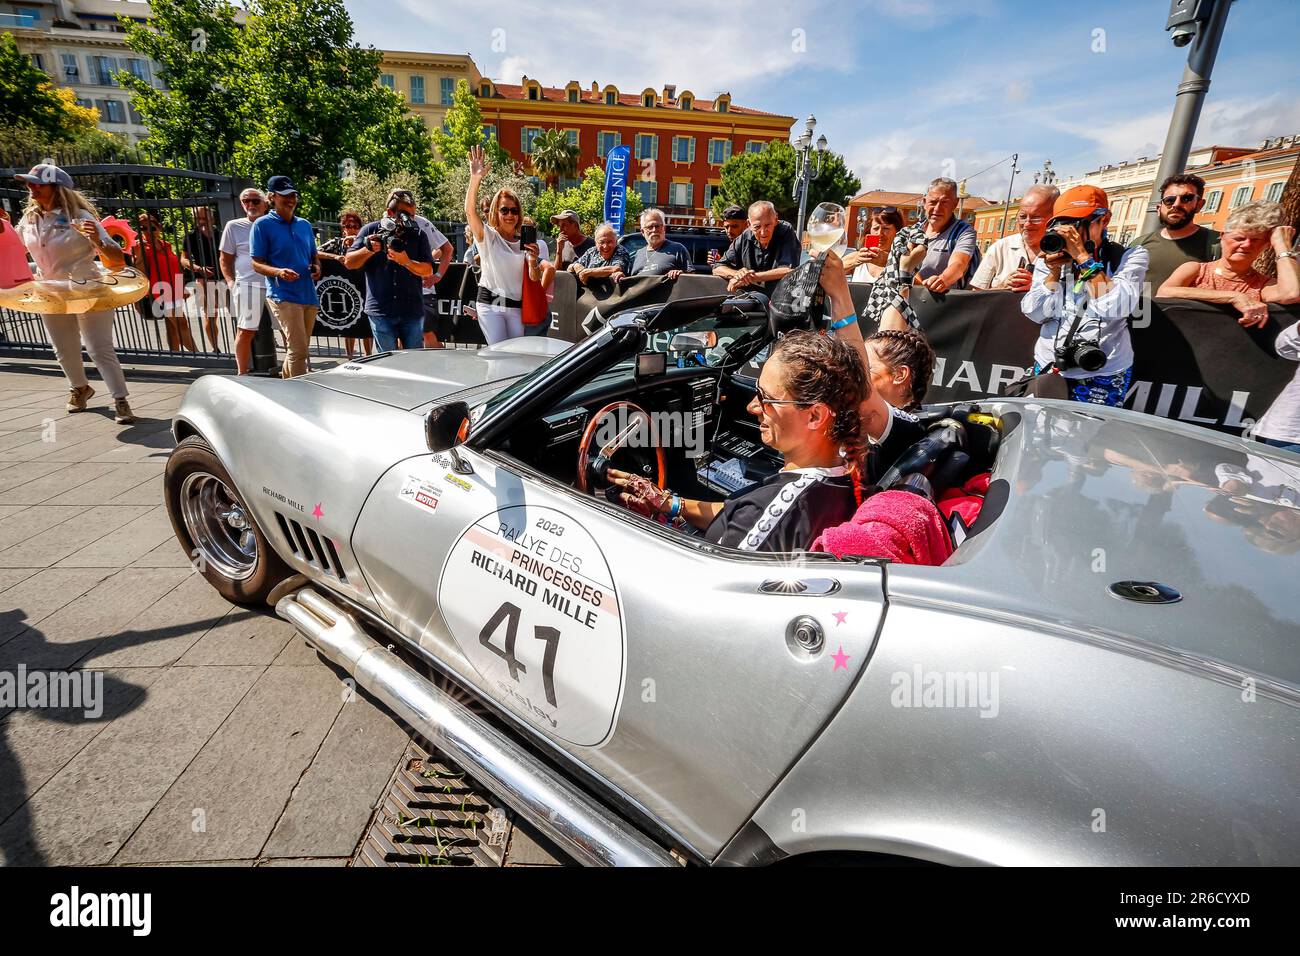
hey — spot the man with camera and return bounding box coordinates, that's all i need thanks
[1020,185,1149,406]
[343,188,434,351]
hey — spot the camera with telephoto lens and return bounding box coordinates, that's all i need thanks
[371,211,418,254]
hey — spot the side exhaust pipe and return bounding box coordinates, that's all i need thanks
[277,588,680,867]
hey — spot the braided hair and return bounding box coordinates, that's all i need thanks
[864,328,935,411]
[770,330,870,505]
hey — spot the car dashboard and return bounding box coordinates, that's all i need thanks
[496,364,781,500]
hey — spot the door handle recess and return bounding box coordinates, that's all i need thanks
[758,578,840,596]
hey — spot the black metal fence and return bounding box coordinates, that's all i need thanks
[1,158,474,368]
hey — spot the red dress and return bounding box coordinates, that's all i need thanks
[136,239,186,312]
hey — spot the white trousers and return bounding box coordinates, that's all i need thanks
[477,304,524,345]
[41,310,128,399]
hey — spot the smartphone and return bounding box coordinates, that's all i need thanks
[863,235,881,249]
[1017,256,1028,270]
[519,224,537,247]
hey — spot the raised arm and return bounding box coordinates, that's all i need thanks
[818,250,898,441]
[465,145,489,244]
[1263,225,1299,304]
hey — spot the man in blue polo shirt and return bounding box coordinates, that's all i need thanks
[251,175,319,378]
[343,188,433,351]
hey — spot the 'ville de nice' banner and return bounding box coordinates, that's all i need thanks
[602,146,631,235]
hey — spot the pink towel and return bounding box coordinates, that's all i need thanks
[812,490,954,565]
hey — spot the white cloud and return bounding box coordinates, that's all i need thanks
[369,0,854,99]
[841,128,1016,197]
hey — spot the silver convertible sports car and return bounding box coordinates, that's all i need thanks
[164,294,1300,866]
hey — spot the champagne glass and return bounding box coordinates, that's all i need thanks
[806,202,847,255]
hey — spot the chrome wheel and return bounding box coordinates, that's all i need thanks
[179,471,258,580]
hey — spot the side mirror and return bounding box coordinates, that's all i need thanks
[669,330,717,353]
[425,401,470,453]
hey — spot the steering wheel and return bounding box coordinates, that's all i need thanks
[576,401,667,497]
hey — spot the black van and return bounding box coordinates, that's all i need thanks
[618,226,731,274]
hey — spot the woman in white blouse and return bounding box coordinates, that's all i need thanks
[464,145,545,344]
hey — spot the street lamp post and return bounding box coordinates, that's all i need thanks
[793,115,828,237]
[1141,0,1235,234]
[997,154,1020,240]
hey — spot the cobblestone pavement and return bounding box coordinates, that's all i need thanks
[0,359,562,867]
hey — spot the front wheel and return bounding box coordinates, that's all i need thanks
[164,435,291,605]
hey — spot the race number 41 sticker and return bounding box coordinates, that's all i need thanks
[437,505,625,747]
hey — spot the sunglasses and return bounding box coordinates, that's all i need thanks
[754,383,813,413]
[241,197,266,205]
[1160,194,1200,207]
[498,206,520,216]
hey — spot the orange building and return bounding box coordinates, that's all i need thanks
[474,77,794,224]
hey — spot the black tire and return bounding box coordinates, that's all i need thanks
[164,434,292,605]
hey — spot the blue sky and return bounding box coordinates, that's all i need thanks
[346,0,1300,199]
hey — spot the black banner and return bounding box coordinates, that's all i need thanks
[548,271,1300,437]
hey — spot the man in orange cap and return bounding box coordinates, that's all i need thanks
[1020,184,1149,406]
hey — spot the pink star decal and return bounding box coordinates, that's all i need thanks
[833,611,848,625]
[312,502,323,520]
[831,645,850,671]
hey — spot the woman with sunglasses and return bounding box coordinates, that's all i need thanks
[609,331,869,553]
[465,144,543,344]
[318,209,372,359]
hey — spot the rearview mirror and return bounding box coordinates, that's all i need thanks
[669,330,717,353]
[426,401,470,453]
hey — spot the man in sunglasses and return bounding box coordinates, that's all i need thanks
[1132,173,1221,291]
[220,188,271,373]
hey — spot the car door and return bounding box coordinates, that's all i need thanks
[352,446,888,859]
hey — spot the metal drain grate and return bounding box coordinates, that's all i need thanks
[355,740,510,867]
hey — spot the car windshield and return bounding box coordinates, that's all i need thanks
[473,308,766,423]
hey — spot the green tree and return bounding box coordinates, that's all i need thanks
[119,0,438,217]
[714,140,860,223]
[533,165,643,236]
[528,129,580,190]
[234,0,436,216]
[341,167,428,222]
[117,0,245,159]
[433,156,537,223]
[431,79,510,170]
[0,31,115,148]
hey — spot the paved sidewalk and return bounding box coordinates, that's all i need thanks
[0,359,415,866]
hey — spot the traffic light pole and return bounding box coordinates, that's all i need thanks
[1141,0,1234,235]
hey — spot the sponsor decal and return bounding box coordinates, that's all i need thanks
[398,475,442,514]
[443,472,473,492]
[262,486,306,513]
[437,505,625,746]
